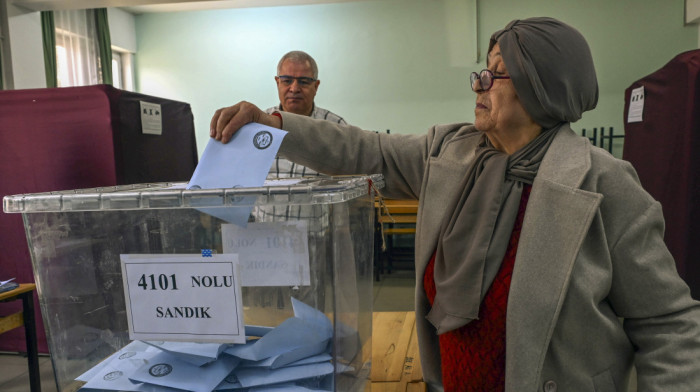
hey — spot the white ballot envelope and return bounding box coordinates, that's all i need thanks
[187,123,287,226]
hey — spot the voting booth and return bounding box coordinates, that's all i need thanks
[0,84,198,354]
[3,175,381,392]
[623,49,700,299]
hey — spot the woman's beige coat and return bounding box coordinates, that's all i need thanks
[278,112,700,391]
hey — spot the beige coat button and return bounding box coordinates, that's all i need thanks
[543,380,557,392]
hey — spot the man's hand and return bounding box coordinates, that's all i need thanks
[209,101,283,144]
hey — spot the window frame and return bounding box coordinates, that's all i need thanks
[0,1,13,89]
[54,9,101,88]
[111,48,134,91]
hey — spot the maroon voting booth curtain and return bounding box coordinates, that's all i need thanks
[0,85,198,353]
[623,50,700,300]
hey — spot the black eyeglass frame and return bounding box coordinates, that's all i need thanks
[469,69,511,92]
[276,75,317,87]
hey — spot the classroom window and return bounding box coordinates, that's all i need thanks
[112,51,122,88]
[54,9,100,87]
[111,49,134,91]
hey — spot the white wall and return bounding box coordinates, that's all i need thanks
[685,0,700,46]
[687,0,700,23]
[108,7,135,52]
[135,0,478,155]
[7,4,45,89]
[134,0,697,158]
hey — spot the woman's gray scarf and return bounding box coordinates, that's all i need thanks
[426,124,562,334]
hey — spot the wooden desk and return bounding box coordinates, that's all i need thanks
[371,311,426,391]
[0,283,41,392]
[376,199,420,217]
[375,199,419,279]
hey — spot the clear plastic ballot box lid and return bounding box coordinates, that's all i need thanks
[4,175,384,392]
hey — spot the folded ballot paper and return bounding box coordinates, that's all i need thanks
[141,341,229,366]
[186,123,287,227]
[77,298,338,392]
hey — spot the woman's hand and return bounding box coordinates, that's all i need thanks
[209,101,283,144]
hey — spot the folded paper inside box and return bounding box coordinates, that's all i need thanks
[76,298,347,392]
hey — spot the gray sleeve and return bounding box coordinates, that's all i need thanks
[600,162,700,390]
[278,112,431,199]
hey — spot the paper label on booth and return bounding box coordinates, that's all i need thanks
[140,101,163,135]
[222,221,310,287]
[120,254,245,343]
[627,86,645,123]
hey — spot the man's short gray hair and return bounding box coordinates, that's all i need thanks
[277,51,319,79]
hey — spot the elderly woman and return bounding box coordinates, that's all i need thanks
[211,17,700,392]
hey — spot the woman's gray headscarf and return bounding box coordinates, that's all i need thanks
[426,17,599,334]
[490,17,599,128]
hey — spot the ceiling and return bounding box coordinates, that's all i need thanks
[12,0,369,13]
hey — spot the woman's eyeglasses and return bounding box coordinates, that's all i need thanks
[277,75,316,87]
[469,69,510,92]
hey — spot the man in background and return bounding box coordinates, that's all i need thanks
[266,50,347,178]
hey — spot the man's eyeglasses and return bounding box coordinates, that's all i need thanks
[469,69,510,92]
[277,75,317,87]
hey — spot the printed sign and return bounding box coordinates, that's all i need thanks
[222,221,310,287]
[140,101,163,135]
[120,254,245,343]
[627,86,645,123]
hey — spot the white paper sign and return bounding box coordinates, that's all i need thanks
[627,86,645,123]
[222,221,310,287]
[120,254,245,343]
[140,101,163,135]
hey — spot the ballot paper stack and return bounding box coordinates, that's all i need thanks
[76,299,337,392]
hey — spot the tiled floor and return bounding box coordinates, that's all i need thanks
[0,270,416,392]
[0,354,59,392]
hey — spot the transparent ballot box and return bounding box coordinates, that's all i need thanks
[3,175,382,392]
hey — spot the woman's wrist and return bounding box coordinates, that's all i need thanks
[270,111,283,128]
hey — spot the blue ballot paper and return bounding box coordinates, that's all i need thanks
[291,297,333,336]
[76,298,343,391]
[223,317,330,362]
[129,351,240,392]
[216,382,325,392]
[235,362,334,388]
[142,341,229,367]
[80,349,172,391]
[187,123,287,227]
[77,340,153,383]
[249,383,325,391]
[245,325,274,338]
[240,347,332,370]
